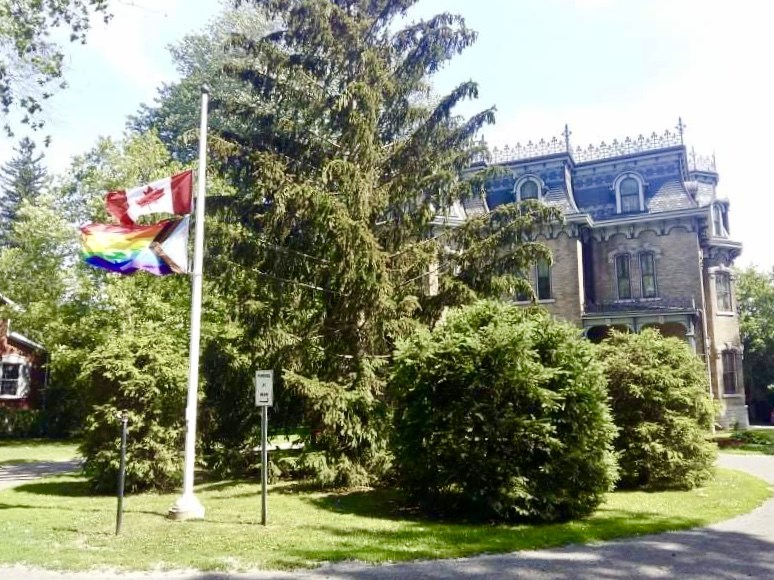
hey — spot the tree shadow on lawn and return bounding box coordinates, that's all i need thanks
[268,509,709,571]
[260,528,774,579]
[8,478,91,497]
[301,487,708,533]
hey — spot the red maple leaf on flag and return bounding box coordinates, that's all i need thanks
[136,185,166,207]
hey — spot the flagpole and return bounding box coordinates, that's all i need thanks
[168,85,209,520]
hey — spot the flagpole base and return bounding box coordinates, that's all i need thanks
[167,493,205,520]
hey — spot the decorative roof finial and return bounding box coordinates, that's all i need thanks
[676,117,686,144]
[563,124,572,153]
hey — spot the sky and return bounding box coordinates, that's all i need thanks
[2,0,773,268]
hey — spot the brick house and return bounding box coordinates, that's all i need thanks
[0,295,47,410]
[448,124,747,428]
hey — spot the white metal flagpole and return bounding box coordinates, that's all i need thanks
[168,85,210,520]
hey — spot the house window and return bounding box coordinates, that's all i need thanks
[716,271,732,312]
[515,176,543,202]
[619,178,640,213]
[536,259,551,300]
[722,350,742,394]
[0,363,21,396]
[515,268,530,302]
[640,252,657,298]
[616,254,631,300]
[519,180,539,200]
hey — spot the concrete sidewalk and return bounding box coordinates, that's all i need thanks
[0,459,81,492]
[2,455,774,579]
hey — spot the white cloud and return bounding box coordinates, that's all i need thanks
[86,0,183,100]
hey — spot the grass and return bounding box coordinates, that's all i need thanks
[0,468,769,573]
[0,439,80,465]
[713,429,774,455]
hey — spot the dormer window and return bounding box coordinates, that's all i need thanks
[613,173,645,214]
[514,176,543,202]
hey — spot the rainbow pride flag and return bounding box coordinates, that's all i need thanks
[80,217,189,276]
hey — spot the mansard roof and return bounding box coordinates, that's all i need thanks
[468,124,721,223]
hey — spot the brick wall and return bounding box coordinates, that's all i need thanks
[590,227,703,305]
[536,233,584,323]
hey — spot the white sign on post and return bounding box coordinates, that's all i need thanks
[255,370,274,406]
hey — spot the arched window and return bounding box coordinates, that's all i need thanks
[520,180,539,200]
[514,176,543,202]
[614,173,645,214]
[619,178,640,212]
[615,254,631,300]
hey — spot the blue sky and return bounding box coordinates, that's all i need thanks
[2,0,772,268]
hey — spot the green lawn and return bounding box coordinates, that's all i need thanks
[0,468,769,572]
[0,439,80,465]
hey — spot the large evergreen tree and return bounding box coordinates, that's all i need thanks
[0,137,47,244]
[201,0,558,486]
[128,6,272,163]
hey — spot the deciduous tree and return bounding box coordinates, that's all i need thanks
[0,0,110,133]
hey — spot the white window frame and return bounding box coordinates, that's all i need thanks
[0,354,28,399]
[513,175,544,202]
[613,172,645,214]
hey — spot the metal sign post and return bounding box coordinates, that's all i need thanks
[116,410,128,535]
[255,370,274,526]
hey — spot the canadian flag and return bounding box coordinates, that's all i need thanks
[105,170,193,225]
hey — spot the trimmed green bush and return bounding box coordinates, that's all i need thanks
[598,329,716,490]
[390,300,618,522]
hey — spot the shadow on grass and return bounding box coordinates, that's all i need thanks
[304,488,421,521]
[303,486,714,529]
[262,527,774,579]
[0,459,38,466]
[267,509,707,570]
[8,478,90,497]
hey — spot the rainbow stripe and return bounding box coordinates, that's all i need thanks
[80,218,189,276]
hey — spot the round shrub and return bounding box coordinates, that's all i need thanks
[390,300,618,522]
[597,329,716,490]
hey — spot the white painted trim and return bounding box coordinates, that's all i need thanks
[612,172,646,214]
[513,174,545,202]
